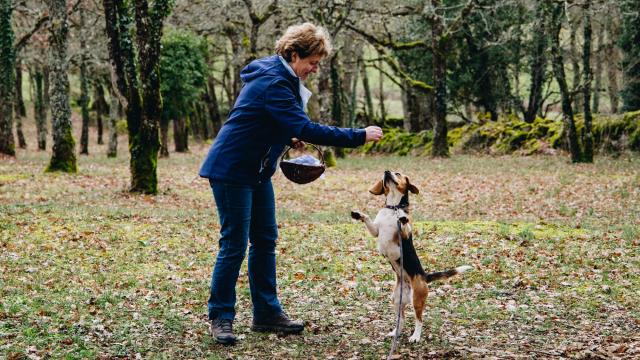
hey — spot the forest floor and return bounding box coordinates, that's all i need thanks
[1,125,640,359]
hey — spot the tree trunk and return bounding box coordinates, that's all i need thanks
[569,22,582,113]
[349,58,360,128]
[46,0,77,172]
[0,0,15,156]
[431,0,449,157]
[525,2,548,123]
[104,0,171,193]
[592,22,603,113]
[549,2,581,163]
[620,0,640,111]
[15,58,26,148]
[206,75,222,138]
[107,85,118,157]
[132,0,168,193]
[330,55,344,158]
[463,24,497,121]
[34,70,47,150]
[159,118,169,157]
[93,80,108,145]
[378,58,387,124]
[605,17,620,113]
[581,0,593,163]
[43,65,50,114]
[401,83,421,132]
[79,3,89,155]
[173,118,188,152]
[225,29,245,103]
[360,60,374,123]
[191,103,204,142]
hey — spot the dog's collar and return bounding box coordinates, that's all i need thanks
[385,193,410,211]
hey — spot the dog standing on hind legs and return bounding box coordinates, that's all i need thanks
[351,170,472,343]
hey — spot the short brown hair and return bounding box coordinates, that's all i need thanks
[275,23,332,61]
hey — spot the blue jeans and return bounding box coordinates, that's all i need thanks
[208,179,283,321]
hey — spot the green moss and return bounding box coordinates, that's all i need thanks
[45,129,77,173]
[324,149,337,167]
[357,112,640,156]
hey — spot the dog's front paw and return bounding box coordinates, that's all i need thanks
[408,333,421,343]
[351,211,363,221]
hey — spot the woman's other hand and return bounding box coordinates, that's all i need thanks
[291,138,306,149]
[364,126,383,142]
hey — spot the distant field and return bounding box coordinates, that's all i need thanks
[1,124,639,359]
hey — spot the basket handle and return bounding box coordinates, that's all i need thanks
[281,143,325,165]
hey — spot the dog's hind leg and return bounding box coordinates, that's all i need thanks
[409,279,428,342]
[386,279,410,337]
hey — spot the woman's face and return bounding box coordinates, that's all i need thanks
[290,53,323,81]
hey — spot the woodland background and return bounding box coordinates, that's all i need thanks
[1,0,639,359]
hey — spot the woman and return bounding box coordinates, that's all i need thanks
[199,23,383,345]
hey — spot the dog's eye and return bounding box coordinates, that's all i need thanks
[395,172,400,176]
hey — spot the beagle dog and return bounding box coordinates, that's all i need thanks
[351,170,472,343]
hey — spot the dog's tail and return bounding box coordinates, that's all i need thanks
[424,265,473,283]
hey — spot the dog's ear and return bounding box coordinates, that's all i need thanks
[407,178,419,194]
[369,180,384,195]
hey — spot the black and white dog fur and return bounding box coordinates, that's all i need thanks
[351,170,472,342]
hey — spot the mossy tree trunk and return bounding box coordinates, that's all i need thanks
[620,0,640,111]
[79,3,90,155]
[0,0,15,156]
[107,84,118,158]
[549,1,581,163]
[569,20,583,114]
[242,0,278,65]
[33,69,47,150]
[103,0,172,194]
[431,0,449,158]
[46,0,77,173]
[525,2,548,123]
[581,0,594,163]
[15,58,26,149]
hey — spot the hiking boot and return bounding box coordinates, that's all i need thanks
[251,312,304,334]
[210,318,236,345]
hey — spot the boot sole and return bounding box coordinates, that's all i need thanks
[251,324,304,334]
[213,335,237,345]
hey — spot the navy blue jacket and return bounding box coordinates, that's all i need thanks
[199,55,366,185]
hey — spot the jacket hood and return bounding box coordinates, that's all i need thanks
[240,55,295,83]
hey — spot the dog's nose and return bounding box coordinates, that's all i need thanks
[384,170,391,175]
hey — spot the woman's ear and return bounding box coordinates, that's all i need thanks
[290,52,299,64]
[369,180,385,195]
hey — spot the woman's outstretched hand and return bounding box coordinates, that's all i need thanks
[365,126,383,142]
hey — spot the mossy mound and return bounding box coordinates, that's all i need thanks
[356,112,640,156]
[360,127,433,156]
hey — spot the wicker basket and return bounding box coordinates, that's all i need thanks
[279,144,325,184]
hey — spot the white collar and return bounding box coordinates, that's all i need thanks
[278,56,312,111]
